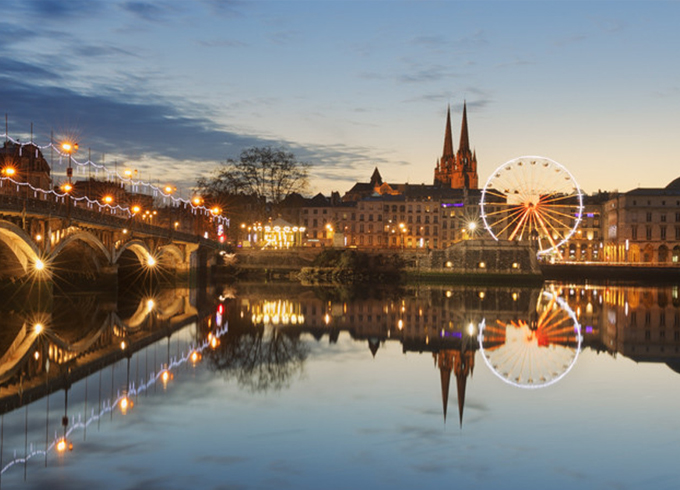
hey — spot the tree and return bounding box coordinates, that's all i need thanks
[196,146,310,217]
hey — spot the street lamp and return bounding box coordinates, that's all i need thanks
[61,142,78,186]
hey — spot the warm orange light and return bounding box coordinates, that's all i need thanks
[164,185,173,194]
[190,351,201,364]
[103,195,113,204]
[61,142,78,153]
[211,206,221,215]
[56,438,67,452]
[132,205,141,214]
[161,370,169,383]
[61,183,73,193]
[120,396,133,414]
[2,166,16,177]
[192,196,203,206]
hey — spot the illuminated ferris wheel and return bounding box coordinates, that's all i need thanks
[477,290,583,389]
[480,156,583,256]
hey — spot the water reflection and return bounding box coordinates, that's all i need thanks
[478,289,582,389]
[0,285,222,483]
[2,281,680,486]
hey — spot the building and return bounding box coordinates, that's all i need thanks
[0,141,52,193]
[278,104,483,250]
[433,102,478,190]
[602,178,680,264]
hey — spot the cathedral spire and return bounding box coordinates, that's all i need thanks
[442,105,454,158]
[459,101,470,153]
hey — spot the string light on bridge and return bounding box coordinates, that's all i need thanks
[0,133,229,225]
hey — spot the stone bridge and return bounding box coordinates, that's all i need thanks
[0,192,222,289]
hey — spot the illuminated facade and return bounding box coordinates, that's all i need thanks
[602,180,680,264]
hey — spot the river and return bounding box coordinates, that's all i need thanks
[1,280,679,489]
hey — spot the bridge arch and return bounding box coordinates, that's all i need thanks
[50,230,112,264]
[157,243,187,270]
[48,230,113,283]
[114,239,154,266]
[0,219,42,277]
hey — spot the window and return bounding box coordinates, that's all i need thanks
[661,214,667,222]
[646,212,652,222]
[646,226,652,240]
[631,225,638,240]
[661,226,667,240]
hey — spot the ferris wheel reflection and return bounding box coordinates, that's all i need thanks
[478,289,583,389]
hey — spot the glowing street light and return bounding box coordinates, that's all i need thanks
[34,258,45,271]
[103,195,113,204]
[1,166,16,177]
[132,205,141,214]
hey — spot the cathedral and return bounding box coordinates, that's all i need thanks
[433,102,478,190]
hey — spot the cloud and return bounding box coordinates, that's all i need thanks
[0,56,61,80]
[120,1,175,22]
[24,0,105,19]
[0,22,40,48]
[398,64,460,84]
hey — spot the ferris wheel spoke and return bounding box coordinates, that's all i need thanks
[540,193,580,205]
[508,207,533,241]
[495,209,531,239]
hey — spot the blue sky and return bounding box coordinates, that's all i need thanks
[1,1,679,197]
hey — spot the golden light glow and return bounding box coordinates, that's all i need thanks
[2,166,16,177]
[35,259,45,271]
[146,299,155,311]
[34,323,44,334]
[35,234,42,241]
[103,195,113,204]
[61,183,73,193]
[211,206,221,215]
[147,255,156,267]
[192,196,203,206]
[56,438,67,452]
[34,350,40,360]
[132,205,141,214]
[164,185,174,194]
[120,396,133,414]
[191,351,201,364]
[120,340,127,350]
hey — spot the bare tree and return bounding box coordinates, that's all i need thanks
[197,146,309,211]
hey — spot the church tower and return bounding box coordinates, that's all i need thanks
[433,102,478,189]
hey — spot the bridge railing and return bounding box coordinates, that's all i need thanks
[0,193,218,246]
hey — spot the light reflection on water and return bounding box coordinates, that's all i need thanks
[1,282,680,489]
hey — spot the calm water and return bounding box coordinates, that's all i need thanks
[2,281,680,489]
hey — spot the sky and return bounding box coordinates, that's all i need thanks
[1,0,679,198]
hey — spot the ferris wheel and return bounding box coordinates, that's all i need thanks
[477,290,583,389]
[480,156,583,256]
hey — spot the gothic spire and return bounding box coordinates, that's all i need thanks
[459,101,470,153]
[442,105,454,159]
